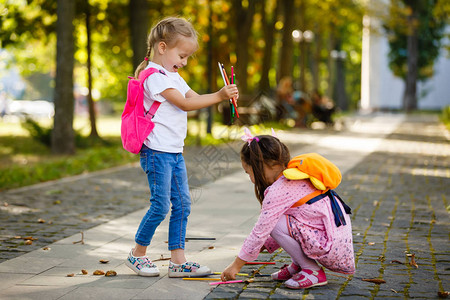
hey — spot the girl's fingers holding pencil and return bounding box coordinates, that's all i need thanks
[219,84,239,100]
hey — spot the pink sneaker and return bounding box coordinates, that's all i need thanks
[285,268,327,289]
[271,263,301,281]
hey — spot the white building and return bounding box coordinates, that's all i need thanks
[360,13,450,111]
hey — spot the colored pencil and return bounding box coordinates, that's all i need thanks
[185,237,216,241]
[220,63,239,118]
[209,279,254,285]
[231,66,235,117]
[218,62,234,120]
[183,277,222,281]
[213,272,248,276]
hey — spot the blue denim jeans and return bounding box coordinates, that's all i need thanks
[135,146,191,250]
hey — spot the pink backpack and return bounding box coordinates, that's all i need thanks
[121,68,166,154]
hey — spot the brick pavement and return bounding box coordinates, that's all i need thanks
[0,113,448,299]
[204,114,450,299]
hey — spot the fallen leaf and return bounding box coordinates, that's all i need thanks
[390,260,404,264]
[409,254,418,268]
[14,236,21,239]
[25,240,33,245]
[208,246,215,249]
[105,270,117,277]
[23,236,37,241]
[81,269,88,275]
[391,289,398,293]
[362,278,386,284]
[438,291,449,298]
[66,273,75,277]
[93,270,105,275]
[73,232,84,244]
[368,242,375,245]
[153,255,170,262]
[99,259,109,264]
[3,202,8,207]
[47,221,53,224]
[37,218,46,223]
[53,200,61,205]
[42,247,51,251]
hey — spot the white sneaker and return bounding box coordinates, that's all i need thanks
[168,261,211,278]
[125,249,160,277]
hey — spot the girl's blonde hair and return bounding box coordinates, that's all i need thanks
[134,17,199,78]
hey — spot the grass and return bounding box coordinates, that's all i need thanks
[0,115,283,191]
[440,106,450,130]
[0,116,137,191]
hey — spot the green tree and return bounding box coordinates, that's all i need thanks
[384,0,446,111]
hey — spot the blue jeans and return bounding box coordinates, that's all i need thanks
[135,146,191,250]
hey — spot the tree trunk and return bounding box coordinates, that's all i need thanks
[403,9,418,111]
[129,0,149,72]
[333,40,348,110]
[278,0,295,82]
[326,30,336,99]
[259,0,278,93]
[85,0,98,138]
[311,25,321,92]
[52,0,75,154]
[233,0,256,94]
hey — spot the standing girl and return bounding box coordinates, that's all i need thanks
[126,17,238,277]
[221,129,355,289]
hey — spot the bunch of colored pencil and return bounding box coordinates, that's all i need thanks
[218,62,239,120]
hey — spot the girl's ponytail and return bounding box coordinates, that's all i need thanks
[134,45,152,78]
[241,135,290,204]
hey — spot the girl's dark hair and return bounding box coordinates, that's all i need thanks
[241,135,290,204]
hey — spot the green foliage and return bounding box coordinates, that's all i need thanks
[21,117,52,146]
[2,0,366,113]
[21,117,110,149]
[0,141,136,191]
[384,0,446,81]
[440,105,450,130]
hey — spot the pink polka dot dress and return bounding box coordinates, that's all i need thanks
[238,176,355,274]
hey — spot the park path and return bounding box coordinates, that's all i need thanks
[0,113,448,299]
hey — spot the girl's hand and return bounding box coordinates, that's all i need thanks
[221,257,246,281]
[219,84,239,102]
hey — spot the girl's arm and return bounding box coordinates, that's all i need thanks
[221,257,246,281]
[160,84,238,111]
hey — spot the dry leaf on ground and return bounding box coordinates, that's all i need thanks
[409,253,418,268]
[105,270,117,277]
[362,278,386,284]
[390,260,404,264]
[93,270,105,275]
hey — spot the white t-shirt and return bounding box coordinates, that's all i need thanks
[142,62,191,153]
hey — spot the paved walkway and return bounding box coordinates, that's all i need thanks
[0,113,448,299]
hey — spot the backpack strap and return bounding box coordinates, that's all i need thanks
[137,67,166,119]
[145,101,160,119]
[292,189,352,227]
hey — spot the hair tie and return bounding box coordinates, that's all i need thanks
[144,57,149,61]
[241,127,260,145]
[241,127,277,146]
